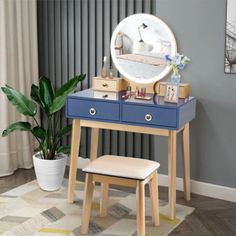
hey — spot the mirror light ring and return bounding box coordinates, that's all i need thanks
[111,13,177,84]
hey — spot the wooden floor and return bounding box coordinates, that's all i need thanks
[1,168,236,236]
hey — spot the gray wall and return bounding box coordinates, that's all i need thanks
[37,0,156,160]
[155,0,236,188]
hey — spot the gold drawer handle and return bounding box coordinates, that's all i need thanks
[89,108,97,116]
[102,94,108,98]
[102,83,108,87]
[145,113,152,122]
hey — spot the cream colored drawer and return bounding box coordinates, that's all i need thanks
[93,77,127,92]
[93,91,119,100]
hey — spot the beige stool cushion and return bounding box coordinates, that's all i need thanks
[83,155,160,180]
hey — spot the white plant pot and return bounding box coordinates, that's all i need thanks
[33,152,67,191]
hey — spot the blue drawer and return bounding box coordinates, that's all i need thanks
[122,104,177,128]
[67,98,120,121]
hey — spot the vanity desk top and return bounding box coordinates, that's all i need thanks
[66,88,196,130]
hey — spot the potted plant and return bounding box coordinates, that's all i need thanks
[1,74,85,191]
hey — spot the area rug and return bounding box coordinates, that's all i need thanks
[0,179,194,236]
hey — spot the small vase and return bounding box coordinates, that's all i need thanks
[171,73,181,84]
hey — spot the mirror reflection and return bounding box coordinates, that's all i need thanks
[111,14,177,84]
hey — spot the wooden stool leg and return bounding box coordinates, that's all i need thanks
[100,183,109,217]
[136,181,145,236]
[81,174,94,235]
[149,172,160,226]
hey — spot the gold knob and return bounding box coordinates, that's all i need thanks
[102,83,108,87]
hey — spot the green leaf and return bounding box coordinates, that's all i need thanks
[31,126,46,140]
[56,145,71,154]
[1,86,37,116]
[49,74,85,114]
[31,84,43,106]
[2,122,31,137]
[49,96,67,115]
[39,76,54,113]
[56,124,72,138]
[55,74,85,98]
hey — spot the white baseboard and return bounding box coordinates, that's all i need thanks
[69,157,236,203]
[158,174,236,203]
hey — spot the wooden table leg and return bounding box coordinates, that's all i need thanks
[168,130,177,220]
[183,123,191,201]
[67,119,81,203]
[90,128,109,217]
[90,128,99,161]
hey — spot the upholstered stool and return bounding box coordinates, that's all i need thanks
[80,155,160,236]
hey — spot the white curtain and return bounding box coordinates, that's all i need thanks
[0,0,38,176]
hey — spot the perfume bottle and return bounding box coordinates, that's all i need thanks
[140,87,146,97]
[122,85,132,99]
[135,86,139,97]
[126,85,132,97]
[101,56,107,78]
[109,66,113,79]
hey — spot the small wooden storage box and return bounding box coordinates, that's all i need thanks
[93,91,119,100]
[158,82,190,99]
[93,77,127,92]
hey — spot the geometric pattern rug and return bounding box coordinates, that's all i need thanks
[0,179,194,236]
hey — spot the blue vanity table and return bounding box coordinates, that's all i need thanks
[66,88,196,220]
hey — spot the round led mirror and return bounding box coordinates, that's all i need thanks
[110,13,177,84]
